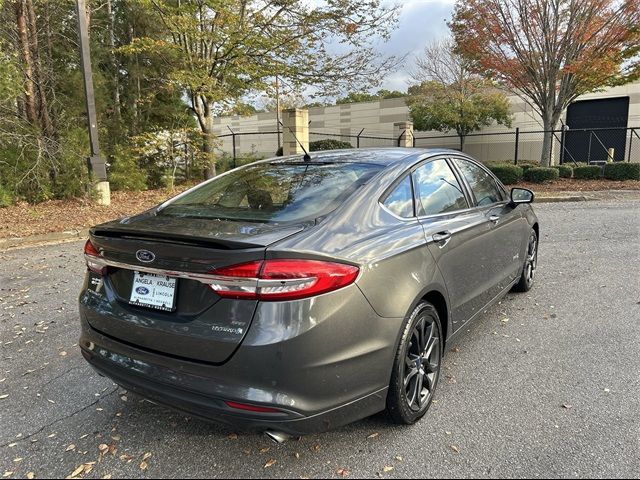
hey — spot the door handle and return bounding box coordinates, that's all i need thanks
[489,215,500,224]
[432,231,452,248]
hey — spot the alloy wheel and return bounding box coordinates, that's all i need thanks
[525,233,538,284]
[403,314,441,412]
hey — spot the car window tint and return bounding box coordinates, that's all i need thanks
[382,175,414,218]
[453,159,504,206]
[413,159,468,216]
[159,162,383,223]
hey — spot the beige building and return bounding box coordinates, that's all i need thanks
[213,81,640,164]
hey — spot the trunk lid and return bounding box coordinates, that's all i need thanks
[85,213,305,364]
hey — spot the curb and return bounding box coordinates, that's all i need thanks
[535,195,590,203]
[0,229,89,251]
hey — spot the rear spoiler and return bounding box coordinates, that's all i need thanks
[91,228,263,250]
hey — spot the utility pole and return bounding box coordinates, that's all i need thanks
[76,0,110,205]
[276,76,281,151]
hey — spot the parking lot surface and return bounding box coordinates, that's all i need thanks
[1,200,639,479]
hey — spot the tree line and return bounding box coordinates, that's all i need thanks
[0,0,637,206]
[0,0,399,204]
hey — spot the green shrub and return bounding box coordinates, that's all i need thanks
[573,165,602,180]
[108,145,148,191]
[603,162,640,181]
[486,163,523,185]
[216,153,263,174]
[0,185,12,208]
[310,139,353,151]
[51,127,92,199]
[552,165,573,178]
[523,167,560,183]
[276,138,353,157]
[515,161,539,173]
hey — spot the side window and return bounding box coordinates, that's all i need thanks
[382,174,414,218]
[413,159,469,216]
[453,159,505,206]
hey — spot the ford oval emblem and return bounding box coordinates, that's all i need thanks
[136,286,149,295]
[136,249,156,263]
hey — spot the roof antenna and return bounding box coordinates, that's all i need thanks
[279,120,311,161]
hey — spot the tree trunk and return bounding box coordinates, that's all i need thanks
[202,112,217,179]
[458,133,465,151]
[16,0,37,125]
[25,0,55,138]
[107,0,121,120]
[540,111,561,167]
[25,0,54,139]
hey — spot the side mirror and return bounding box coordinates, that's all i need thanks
[510,187,534,205]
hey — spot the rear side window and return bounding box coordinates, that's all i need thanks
[413,159,469,216]
[382,175,414,218]
[159,162,383,223]
[453,158,505,206]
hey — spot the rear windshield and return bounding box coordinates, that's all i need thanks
[158,162,383,223]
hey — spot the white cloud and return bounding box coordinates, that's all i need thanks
[379,0,454,90]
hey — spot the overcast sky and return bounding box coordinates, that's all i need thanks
[378,0,455,91]
[252,0,456,107]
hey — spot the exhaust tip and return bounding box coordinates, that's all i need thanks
[264,430,292,444]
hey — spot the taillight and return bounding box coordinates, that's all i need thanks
[84,239,106,275]
[209,260,359,301]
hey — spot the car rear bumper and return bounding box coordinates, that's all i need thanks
[78,284,403,435]
[80,343,388,435]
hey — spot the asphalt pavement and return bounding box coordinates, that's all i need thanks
[1,200,639,479]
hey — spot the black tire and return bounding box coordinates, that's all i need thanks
[386,301,443,425]
[512,228,538,293]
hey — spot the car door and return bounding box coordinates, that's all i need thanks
[412,157,494,333]
[450,157,526,299]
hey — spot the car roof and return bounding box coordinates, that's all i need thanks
[271,148,461,166]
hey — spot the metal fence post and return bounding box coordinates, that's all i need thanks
[629,128,634,163]
[559,126,567,164]
[397,130,405,147]
[357,128,364,148]
[227,126,237,166]
[514,127,520,165]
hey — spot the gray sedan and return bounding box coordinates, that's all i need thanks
[78,148,538,441]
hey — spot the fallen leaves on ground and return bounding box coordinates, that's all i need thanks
[264,459,277,468]
[0,186,193,239]
[514,179,640,193]
[336,467,350,476]
[450,445,460,454]
[67,462,95,479]
[382,466,394,473]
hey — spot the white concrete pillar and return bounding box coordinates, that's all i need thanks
[94,181,111,206]
[282,108,309,156]
[394,121,414,148]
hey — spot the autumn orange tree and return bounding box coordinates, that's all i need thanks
[450,0,640,166]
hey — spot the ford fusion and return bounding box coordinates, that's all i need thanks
[79,148,538,438]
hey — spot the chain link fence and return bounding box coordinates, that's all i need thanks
[217,127,640,165]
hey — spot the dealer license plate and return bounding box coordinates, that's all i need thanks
[129,271,177,312]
